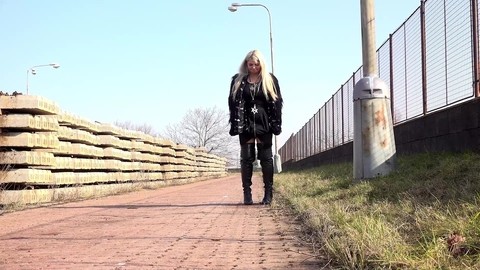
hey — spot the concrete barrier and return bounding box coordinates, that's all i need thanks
[0,95,227,205]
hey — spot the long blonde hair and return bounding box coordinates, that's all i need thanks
[231,50,279,101]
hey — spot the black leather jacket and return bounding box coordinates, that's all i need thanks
[228,73,283,136]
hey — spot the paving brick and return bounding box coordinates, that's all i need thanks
[0,175,326,269]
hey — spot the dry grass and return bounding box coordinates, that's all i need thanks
[274,152,480,269]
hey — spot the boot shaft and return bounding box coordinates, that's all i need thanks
[258,143,274,205]
[240,143,256,190]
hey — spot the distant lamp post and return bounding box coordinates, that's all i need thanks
[26,63,60,95]
[228,3,282,173]
[228,3,274,74]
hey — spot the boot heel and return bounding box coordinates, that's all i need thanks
[244,192,253,205]
[261,188,272,204]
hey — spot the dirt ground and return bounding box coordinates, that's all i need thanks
[0,174,329,270]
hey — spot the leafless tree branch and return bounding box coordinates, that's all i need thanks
[160,106,239,167]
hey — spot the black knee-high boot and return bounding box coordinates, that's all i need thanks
[240,143,256,205]
[257,143,273,205]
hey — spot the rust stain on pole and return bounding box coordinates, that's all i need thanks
[374,106,386,128]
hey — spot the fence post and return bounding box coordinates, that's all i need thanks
[341,84,345,144]
[389,34,395,121]
[313,112,316,154]
[308,118,315,156]
[293,134,296,161]
[332,95,335,147]
[472,0,480,97]
[324,107,328,150]
[421,0,428,114]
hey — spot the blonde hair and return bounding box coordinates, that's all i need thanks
[231,50,279,101]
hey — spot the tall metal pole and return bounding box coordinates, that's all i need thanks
[265,6,274,75]
[261,4,276,152]
[361,0,378,76]
[229,3,277,153]
[353,0,396,180]
[230,4,274,74]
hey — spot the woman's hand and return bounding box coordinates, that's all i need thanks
[229,125,239,136]
[270,120,282,135]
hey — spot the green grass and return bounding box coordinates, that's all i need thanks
[274,152,480,269]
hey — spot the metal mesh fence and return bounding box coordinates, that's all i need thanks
[280,0,478,163]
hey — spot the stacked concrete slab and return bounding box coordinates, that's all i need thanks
[0,95,227,205]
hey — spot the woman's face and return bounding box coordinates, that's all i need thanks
[246,59,261,75]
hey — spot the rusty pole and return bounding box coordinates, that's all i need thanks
[354,0,396,180]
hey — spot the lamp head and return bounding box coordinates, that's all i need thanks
[50,63,60,69]
[228,5,237,12]
[31,69,37,75]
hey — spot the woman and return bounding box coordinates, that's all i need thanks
[228,49,283,205]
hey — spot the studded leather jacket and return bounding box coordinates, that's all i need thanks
[228,73,283,137]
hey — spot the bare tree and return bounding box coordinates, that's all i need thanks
[162,106,239,167]
[114,121,157,136]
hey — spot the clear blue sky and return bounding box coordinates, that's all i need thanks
[0,0,420,147]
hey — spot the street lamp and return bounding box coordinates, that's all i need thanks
[228,3,281,172]
[228,3,274,74]
[26,63,60,95]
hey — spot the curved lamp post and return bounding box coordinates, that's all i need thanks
[228,3,274,74]
[26,63,60,95]
[228,2,280,161]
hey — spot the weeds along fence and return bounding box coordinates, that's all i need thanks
[0,95,227,206]
[279,0,480,163]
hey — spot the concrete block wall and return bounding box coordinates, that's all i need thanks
[0,95,227,205]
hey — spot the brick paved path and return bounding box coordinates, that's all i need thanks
[0,174,325,270]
